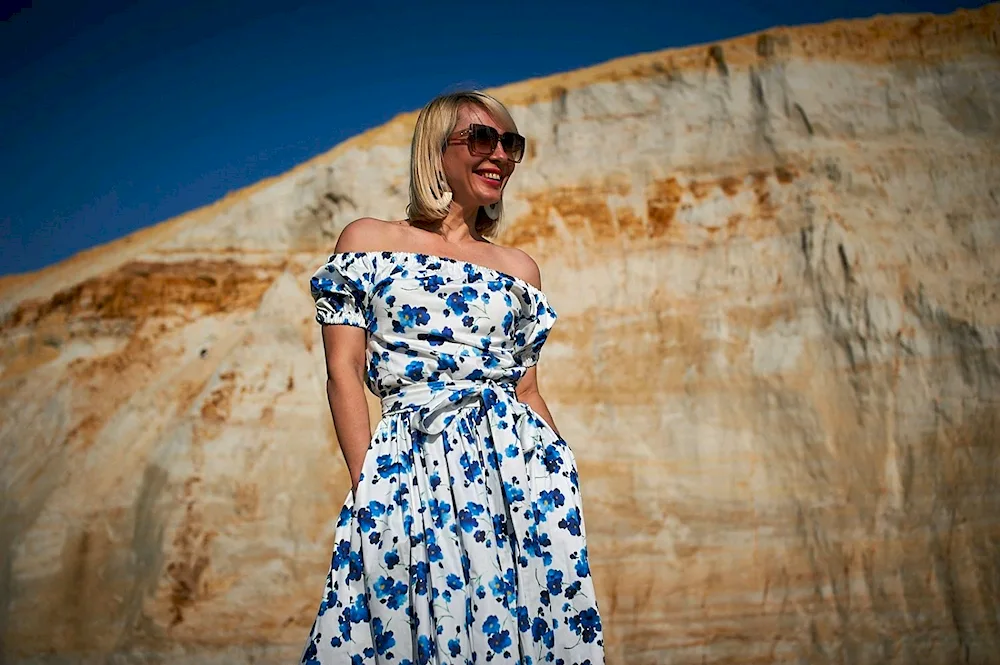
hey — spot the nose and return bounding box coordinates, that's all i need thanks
[489,138,510,163]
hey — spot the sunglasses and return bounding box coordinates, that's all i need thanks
[448,123,526,163]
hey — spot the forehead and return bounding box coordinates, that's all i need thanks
[455,103,505,131]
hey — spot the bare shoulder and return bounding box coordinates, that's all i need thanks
[498,246,543,290]
[334,217,406,253]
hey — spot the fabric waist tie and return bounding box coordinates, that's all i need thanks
[379,379,519,435]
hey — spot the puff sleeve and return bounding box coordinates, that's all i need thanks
[513,290,558,368]
[309,252,374,329]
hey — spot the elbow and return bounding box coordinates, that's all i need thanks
[327,357,366,389]
[516,383,542,403]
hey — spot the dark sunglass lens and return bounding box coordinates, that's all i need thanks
[501,133,525,162]
[470,125,498,155]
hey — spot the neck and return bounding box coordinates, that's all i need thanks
[422,201,484,245]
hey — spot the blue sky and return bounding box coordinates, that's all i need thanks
[0,0,982,276]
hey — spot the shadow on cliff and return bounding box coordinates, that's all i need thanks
[786,408,1000,664]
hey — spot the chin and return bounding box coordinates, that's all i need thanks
[477,187,503,205]
[471,183,503,205]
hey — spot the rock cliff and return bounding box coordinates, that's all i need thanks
[1,5,999,663]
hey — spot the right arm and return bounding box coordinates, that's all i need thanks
[321,218,382,493]
[323,324,370,494]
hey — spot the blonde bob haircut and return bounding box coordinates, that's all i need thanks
[406,90,519,238]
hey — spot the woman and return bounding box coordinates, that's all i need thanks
[301,90,604,664]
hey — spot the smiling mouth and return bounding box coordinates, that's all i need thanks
[474,170,503,188]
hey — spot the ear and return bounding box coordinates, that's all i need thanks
[433,168,453,212]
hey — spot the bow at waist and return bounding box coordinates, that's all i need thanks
[380,379,519,435]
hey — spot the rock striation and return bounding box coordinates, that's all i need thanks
[1,5,999,664]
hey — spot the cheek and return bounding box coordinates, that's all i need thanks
[442,154,470,188]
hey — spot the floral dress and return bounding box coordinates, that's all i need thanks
[300,251,604,665]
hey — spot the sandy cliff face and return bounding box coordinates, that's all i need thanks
[2,5,999,664]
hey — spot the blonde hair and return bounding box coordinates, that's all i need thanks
[406,90,518,238]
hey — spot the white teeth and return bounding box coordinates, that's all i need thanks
[479,172,500,181]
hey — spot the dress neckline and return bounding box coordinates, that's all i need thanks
[331,250,551,300]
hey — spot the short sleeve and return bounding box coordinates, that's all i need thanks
[514,290,558,368]
[309,252,374,329]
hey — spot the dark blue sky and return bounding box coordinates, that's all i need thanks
[1,0,982,276]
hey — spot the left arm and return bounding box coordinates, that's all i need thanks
[516,365,561,438]
[506,247,562,436]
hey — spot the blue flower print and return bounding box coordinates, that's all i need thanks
[331,540,351,570]
[463,263,483,282]
[531,617,553,648]
[503,481,524,503]
[346,552,363,582]
[373,576,408,610]
[404,360,425,381]
[436,354,459,372]
[445,292,469,315]
[302,640,319,664]
[428,498,451,527]
[483,615,501,634]
[546,569,563,596]
[425,530,444,562]
[458,507,478,533]
[537,488,566,519]
[392,484,410,511]
[489,629,512,653]
[420,274,446,293]
[347,594,368,623]
[372,617,396,656]
[483,388,508,417]
[492,513,509,541]
[568,608,602,643]
[377,454,410,478]
[411,561,430,595]
[337,504,352,527]
[393,304,430,333]
[356,507,376,532]
[558,508,582,536]
[417,635,434,664]
[319,586,338,616]
[502,310,515,335]
[460,452,482,483]
[542,444,563,473]
[575,546,591,578]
